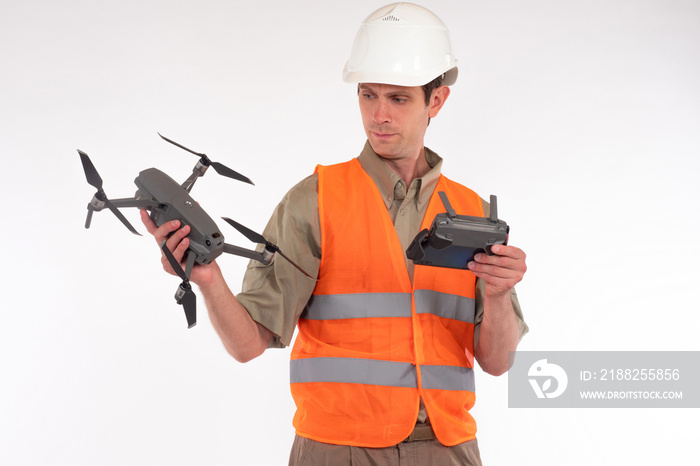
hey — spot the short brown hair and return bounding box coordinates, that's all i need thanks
[421,74,445,106]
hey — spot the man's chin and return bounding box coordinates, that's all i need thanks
[368,139,398,158]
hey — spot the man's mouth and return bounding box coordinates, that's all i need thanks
[371,131,396,140]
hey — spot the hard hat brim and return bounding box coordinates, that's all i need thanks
[343,65,458,87]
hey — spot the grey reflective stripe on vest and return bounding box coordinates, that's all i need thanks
[291,357,417,388]
[414,289,476,324]
[421,365,475,392]
[302,293,412,320]
[291,358,475,393]
[302,291,474,322]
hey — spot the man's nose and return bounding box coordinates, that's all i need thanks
[372,99,391,125]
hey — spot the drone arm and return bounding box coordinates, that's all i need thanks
[223,243,273,265]
[181,162,209,193]
[85,193,142,235]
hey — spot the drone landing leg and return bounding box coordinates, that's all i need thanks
[184,251,196,280]
[160,241,198,329]
[85,206,95,229]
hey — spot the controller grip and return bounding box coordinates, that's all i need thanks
[406,229,430,261]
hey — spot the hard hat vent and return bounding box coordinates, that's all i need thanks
[382,14,400,22]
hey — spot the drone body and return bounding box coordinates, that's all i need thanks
[79,133,313,329]
[134,168,224,266]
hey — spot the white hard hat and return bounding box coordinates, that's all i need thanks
[343,2,458,87]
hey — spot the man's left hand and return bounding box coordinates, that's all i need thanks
[467,244,526,297]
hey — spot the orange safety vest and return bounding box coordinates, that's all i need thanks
[290,158,484,447]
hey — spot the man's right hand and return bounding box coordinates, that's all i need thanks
[139,209,219,287]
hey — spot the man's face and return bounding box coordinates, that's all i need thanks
[358,83,445,162]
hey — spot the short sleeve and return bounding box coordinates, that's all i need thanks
[235,174,321,347]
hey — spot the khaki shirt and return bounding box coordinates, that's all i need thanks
[236,141,528,349]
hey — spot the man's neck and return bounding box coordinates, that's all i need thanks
[379,147,430,187]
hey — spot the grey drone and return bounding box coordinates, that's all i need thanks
[79,133,313,328]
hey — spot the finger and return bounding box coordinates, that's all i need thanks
[159,226,191,275]
[164,223,190,253]
[472,245,526,273]
[152,219,183,244]
[468,246,526,294]
[489,244,526,260]
[171,236,190,263]
[140,209,158,235]
[468,259,521,280]
[160,236,189,275]
[469,259,525,290]
[473,252,515,269]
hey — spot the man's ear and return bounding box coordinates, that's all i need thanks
[428,86,451,118]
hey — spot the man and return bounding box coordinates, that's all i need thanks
[142,3,527,465]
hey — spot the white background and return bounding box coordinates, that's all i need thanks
[1,0,699,464]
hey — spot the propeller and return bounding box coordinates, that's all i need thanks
[221,217,316,280]
[160,241,197,328]
[78,150,141,235]
[158,133,254,185]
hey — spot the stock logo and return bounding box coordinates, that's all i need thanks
[528,359,568,399]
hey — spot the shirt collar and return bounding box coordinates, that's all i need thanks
[357,140,443,210]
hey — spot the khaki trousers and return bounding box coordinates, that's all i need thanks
[288,435,483,466]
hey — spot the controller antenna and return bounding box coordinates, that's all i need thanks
[489,195,498,223]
